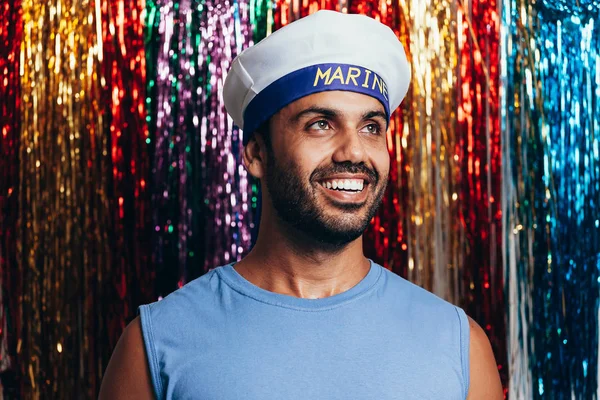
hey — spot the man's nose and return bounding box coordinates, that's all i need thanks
[331,128,368,165]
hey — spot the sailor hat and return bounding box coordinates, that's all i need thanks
[223,10,411,145]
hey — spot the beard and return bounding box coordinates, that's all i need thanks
[264,147,387,249]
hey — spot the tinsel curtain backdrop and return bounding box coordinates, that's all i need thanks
[0,0,598,398]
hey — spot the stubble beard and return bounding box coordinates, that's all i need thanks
[264,148,387,249]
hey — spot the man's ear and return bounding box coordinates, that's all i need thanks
[243,133,267,179]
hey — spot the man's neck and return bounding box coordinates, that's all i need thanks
[234,221,371,299]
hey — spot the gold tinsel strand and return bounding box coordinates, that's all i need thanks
[18,0,110,396]
[397,0,462,302]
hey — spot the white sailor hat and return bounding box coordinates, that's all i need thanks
[223,10,411,145]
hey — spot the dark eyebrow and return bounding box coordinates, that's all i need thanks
[361,110,387,121]
[290,107,388,126]
[291,107,339,123]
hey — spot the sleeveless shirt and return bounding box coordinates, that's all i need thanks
[139,260,470,400]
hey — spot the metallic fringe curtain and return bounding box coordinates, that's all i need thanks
[0,0,22,397]
[6,0,153,397]
[502,0,600,398]
[1,0,598,397]
[146,0,255,298]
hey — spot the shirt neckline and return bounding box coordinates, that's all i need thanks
[215,259,383,312]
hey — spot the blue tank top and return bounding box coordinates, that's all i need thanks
[139,260,470,400]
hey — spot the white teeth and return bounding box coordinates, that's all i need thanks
[321,179,365,191]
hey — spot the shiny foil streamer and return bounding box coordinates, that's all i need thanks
[502,0,600,398]
[454,0,506,388]
[390,0,506,386]
[266,0,506,388]
[99,0,154,363]
[17,0,150,397]
[250,0,274,40]
[0,0,22,393]
[391,0,462,305]
[147,0,254,297]
[18,0,105,396]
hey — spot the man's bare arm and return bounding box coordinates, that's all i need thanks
[98,316,155,400]
[467,317,504,400]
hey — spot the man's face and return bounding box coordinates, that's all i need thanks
[261,91,390,248]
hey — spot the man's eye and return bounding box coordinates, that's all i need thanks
[361,124,381,134]
[308,120,331,130]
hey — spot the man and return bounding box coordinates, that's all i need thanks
[99,10,503,400]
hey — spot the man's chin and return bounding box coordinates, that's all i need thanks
[314,220,370,241]
[317,229,365,246]
[316,194,371,211]
[319,204,373,224]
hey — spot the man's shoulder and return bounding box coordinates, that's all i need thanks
[140,266,227,319]
[99,317,155,399]
[380,266,457,309]
[377,265,468,352]
[376,265,463,329]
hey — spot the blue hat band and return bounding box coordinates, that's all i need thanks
[242,63,391,145]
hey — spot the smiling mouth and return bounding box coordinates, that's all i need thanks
[318,178,366,193]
